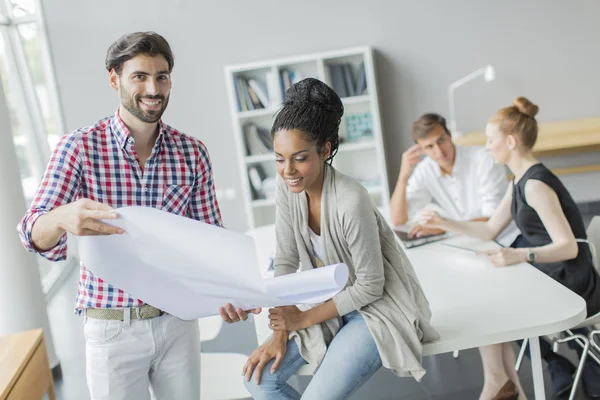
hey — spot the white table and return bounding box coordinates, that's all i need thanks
[248,226,587,399]
[409,237,586,400]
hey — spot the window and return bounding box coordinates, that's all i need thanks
[0,0,68,288]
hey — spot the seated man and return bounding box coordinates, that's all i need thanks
[390,113,519,246]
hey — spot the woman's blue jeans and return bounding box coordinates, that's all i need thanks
[244,310,382,400]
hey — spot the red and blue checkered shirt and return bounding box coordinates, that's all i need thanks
[17,111,223,314]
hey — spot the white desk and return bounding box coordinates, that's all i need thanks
[408,237,586,399]
[248,226,587,399]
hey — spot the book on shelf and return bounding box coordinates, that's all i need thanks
[248,164,275,200]
[328,64,348,98]
[247,85,262,108]
[248,164,266,200]
[248,79,270,108]
[243,123,273,156]
[234,77,247,112]
[328,62,367,98]
[355,62,367,95]
[342,64,355,96]
[279,69,304,99]
[235,76,270,112]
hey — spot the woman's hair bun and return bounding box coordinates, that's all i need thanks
[285,77,343,119]
[513,96,539,118]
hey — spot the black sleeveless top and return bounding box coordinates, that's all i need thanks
[512,163,600,316]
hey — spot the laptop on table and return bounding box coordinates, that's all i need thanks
[393,229,450,249]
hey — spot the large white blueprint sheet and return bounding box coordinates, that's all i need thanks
[77,206,348,319]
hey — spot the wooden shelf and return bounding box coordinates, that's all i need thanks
[454,117,600,157]
[507,163,600,179]
[552,164,600,176]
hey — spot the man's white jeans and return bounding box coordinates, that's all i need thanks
[84,311,200,400]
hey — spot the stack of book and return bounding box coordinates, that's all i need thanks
[248,164,274,200]
[279,69,304,100]
[234,76,271,112]
[327,62,367,98]
[244,124,273,156]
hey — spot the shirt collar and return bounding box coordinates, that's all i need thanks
[110,109,166,149]
[435,144,462,178]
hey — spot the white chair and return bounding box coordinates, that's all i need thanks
[198,316,251,400]
[246,225,315,377]
[513,216,600,400]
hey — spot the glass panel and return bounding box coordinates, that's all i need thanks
[17,23,61,150]
[9,0,36,18]
[0,27,40,201]
[0,27,53,281]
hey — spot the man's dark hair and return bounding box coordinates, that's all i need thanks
[411,113,450,141]
[105,31,174,75]
[271,78,343,164]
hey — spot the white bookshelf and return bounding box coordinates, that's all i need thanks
[225,46,389,229]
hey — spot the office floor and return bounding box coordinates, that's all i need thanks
[47,213,598,400]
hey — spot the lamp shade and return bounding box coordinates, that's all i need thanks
[484,65,495,82]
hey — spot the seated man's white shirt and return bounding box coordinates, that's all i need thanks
[405,145,520,247]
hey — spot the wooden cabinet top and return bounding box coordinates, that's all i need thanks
[454,117,600,157]
[0,329,43,399]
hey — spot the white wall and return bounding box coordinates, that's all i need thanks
[43,0,600,231]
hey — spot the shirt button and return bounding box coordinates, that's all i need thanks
[128,138,134,144]
[143,187,149,192]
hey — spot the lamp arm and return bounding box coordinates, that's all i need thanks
[448,67,486,90]
[448,87,456,133]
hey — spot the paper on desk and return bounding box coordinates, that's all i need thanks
[441,236,500,253]
[77,206,349,320]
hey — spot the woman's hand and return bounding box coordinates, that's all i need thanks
[269,306,309,332]
[219,303,262,323]
[419,210,448,230]
[479,247,527,266]
[409,224,445,238]
[243,333,288,384]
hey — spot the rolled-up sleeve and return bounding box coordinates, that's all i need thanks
[16,132,82,261]
[332,190,385,315]
[188,141,223,227]
[405,165,432,221]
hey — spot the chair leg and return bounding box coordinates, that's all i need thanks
[590,330,600,357]
[453,350,459,359]
[554,333,590,400]
[515,338,528,372]
[567,328,600,365]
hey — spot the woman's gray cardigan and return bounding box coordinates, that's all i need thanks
[274,165,439,381]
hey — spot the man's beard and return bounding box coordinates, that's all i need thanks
[121,91,169,124]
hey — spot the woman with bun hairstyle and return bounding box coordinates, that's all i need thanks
[242,78,439,399]
[421,97,600,399]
